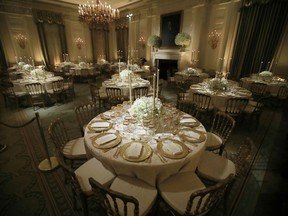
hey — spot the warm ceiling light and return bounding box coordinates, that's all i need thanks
[78,0,120,26]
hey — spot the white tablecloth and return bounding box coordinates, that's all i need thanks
[84,103,207,186]
[188,81,252,109]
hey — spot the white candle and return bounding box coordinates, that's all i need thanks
[129,73,132,103]
[118,59,121,74]
[153,73,156,111]
[266,61,270,71]
[259,61,263,73]
[156,69,159,98]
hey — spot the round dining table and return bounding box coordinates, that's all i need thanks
[174,69,209,83]
[84,102,207,186]
[188,79,252,109]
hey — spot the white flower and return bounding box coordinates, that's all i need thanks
[147,35,161,47]
[23,64,33,71]
[175,32,191,47]
[259,71,273,77]
[129,64,140,72]
[120,69,133,80]
[79,61,87,68]
[31,69,45,78]
[99,59,106,64]
[209,78,228,90]
[129,96,162,122]
[18,62,25,66]
[187,67,197,74]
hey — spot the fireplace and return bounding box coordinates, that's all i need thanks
[157,59,178,80]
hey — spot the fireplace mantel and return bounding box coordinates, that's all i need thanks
[154,50,180,60]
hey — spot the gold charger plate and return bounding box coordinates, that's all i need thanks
[177,128,206,143]
[157,138,189,159]
[179,117,200,127]
[88,120,112,132]
[120,141,152,162]
[91,133,121,149]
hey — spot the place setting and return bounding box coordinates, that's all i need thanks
[177,128,206,143]
[90,132,122,150]
[178,115,200,127]
[119,141,152,162]
[87,120,113,132]
[156,138,190,160]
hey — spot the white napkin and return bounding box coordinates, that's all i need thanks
[91,122,110,128]
[182,130,200,139]
[96,134,117,145]
[181,114,191,118]
[126,142,143,159]
[103,111,113,117]
[180,118,196,124]
[162,140,183,155]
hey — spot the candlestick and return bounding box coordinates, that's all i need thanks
[156,69,159,99]
[153,73,156,111]
[129,73,132,103]
[259,61,263,73]
[118,59,121,74]
[266,61,270,71]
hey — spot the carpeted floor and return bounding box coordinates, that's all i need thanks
[0,80,288,215]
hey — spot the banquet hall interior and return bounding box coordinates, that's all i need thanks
[0,0,288,215]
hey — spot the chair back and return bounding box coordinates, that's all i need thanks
[89,177,140,216]
[210,112,235,145]
[184,174,234,215]
[106,87,122,98]
[133,86,148,100]
[178,100,197,117]
[193,92,212,111]
[25,83,45,95]
[106,87,129,106]
[232,137,252,177]
[48,118,70,150]
[2,86,16,96]
[74,102,99,132]
[250,82,267,99]
[187,76,200,85]
[277,85,288,99]
[225,98,248,117]
[52,79,64,93]
[90,83,101,104]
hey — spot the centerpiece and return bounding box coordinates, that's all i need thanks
[175,32,191,52]
[31,68,46,80]
[259,71,273,82]
[209,76,228,91]
[186,67,197,74]
[147,35,161,51]
[79,61,87,68]
[120,69,134,80]
[129,96,162,124]
[23,64,33,71]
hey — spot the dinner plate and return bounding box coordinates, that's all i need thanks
[157,138,189,159]
[91,133,121,149]
[177,128,206,143]
[178,117,200,127]
[120,141,152,162]
[88,120,113,132]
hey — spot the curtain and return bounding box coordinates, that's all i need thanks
[115,17,129,62]
[33,9,67,71]
[0,39,8,72]
[230,0,288,80]
[90,24,110,63]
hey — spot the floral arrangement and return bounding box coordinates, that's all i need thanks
[23,64,33,71]
[18,61,25,66]
[98,59,106,64]
[120,69,133,80]
[31,69,46,79]
[79,61,87,68]
[147,35,161,48]
[129,96,162,123]
[175,32,191,47]
[63,61,73,66]
[129,64,140,72]
[209,77,228,91]
[259,71,273,77]
[186,67,197,74]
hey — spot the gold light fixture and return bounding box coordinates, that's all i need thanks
[75,37,84,49]
[138,35,145,49]
[78,0,120,26]
[15,33,27,49]
[208,30,221,49]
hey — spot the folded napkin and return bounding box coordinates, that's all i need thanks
[182,130,200,140]
[162,140,183,155]
[91,122,110,128]
[180,118,196,124]
[181,114,191,118]
[103,111,114,117]
[96,134,117,145]
[126,142,143,159]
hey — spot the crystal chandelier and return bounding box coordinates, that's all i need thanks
[78,0,120,26]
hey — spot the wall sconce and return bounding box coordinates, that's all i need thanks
[138,36,145,49]
[75,37,84,49]
[208,30,221,49]
[15,33,27,49]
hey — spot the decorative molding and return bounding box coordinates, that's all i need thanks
[32,9,64,25]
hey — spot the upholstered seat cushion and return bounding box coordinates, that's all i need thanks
[62,137,87,159]
[110,176,157,216]
[158,172,206,215]
[75,158,115,195]
[205,132,223,150]
[197,151,235,182]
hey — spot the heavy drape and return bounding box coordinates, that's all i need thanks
[230,0,288,80]
[115,17,129,62]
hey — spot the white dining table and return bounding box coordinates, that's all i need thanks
[84,102,207,186]
[188,79,252,109]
